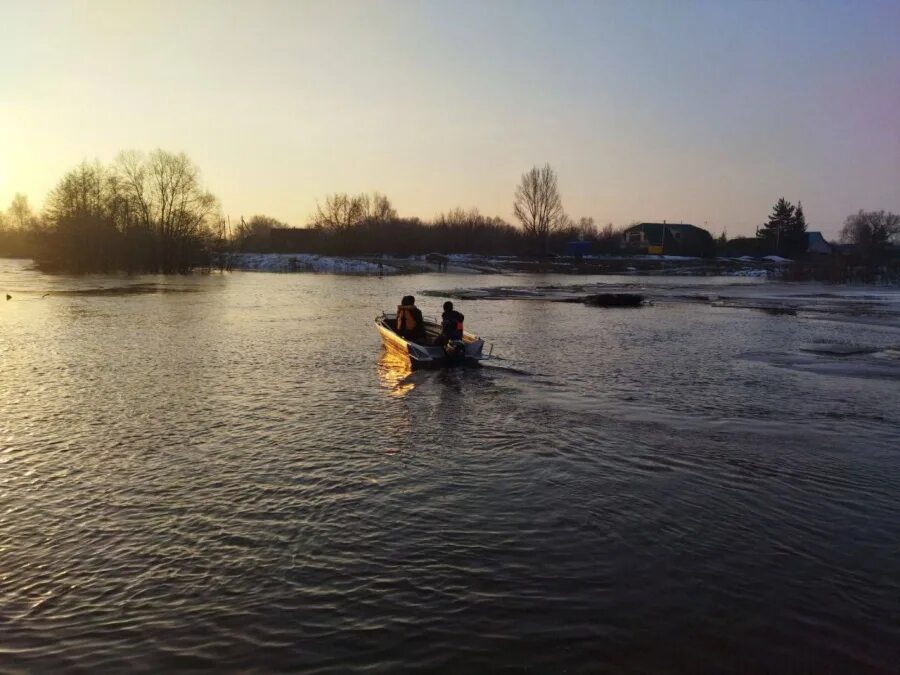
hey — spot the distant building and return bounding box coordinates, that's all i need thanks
[622,222,715,257]
[565,240,593,257]
[270,227,321,253]
[805,231,832,255]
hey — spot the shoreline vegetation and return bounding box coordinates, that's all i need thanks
[1,151,898,282]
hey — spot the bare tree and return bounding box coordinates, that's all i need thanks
[577,216,597,239]
[312,193,363,230]
[592,222,622,254]
[840,209,900,261]
[114,149,219,271]
[435,207,489,228]
[235,214,286,251]
[311,192,397,230]
[513,164,563,252]
[7,193,34,229]
[45,161,109,222]
[366,192,397,222]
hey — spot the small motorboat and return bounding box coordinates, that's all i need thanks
[375,312,489,368]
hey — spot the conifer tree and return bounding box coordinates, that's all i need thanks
[792,201,808,236]
[785,201,809,255]
[758,197,795,255]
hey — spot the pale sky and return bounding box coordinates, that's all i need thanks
[1,0,898,237]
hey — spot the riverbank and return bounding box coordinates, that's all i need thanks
[225,252,797,277]
[7,251,896,283]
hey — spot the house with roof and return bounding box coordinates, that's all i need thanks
[622,222,715,257]
[805,231,832,255]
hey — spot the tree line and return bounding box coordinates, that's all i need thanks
[245,163,622,257]
[0,151,223,273]
[1,153,896,273]
[711,196,899,266]
[0,157,626,269]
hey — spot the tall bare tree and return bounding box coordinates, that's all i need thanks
[114,150,218,271]
[513,164,563,252]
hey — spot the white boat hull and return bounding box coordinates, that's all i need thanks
[375,313,486,368]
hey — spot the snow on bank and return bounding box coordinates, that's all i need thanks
[727,269,775,278]
[228,253,395,275]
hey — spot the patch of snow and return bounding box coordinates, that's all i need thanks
[228,253,395,275]
[727,269,773,278]
[764,255,793,263]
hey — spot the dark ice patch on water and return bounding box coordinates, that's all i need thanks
[423,282,900,329]
[421,287,547,300]
[799,344,880,356]
[42,284,202,296]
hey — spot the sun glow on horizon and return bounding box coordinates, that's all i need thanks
[0,0,898,237]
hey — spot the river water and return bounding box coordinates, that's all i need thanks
[1,259,899,673]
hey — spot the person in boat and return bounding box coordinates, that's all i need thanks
[395,295,426,343]
[437,301,465,345]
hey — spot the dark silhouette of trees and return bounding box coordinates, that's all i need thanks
[37,150,220,272]
[311,192,397,231]
[431,208,525,254]
[758,197,794,247]
[117,150,219,272]
[365,193,397,223]
[576,217,598,239]
[235,214,286,252]
[513,164,564,253]
[794,201,807,234]
[263,202,528,257]
[272,199,626,258]
[43,161,121,271]
[548,217,624,255]
[0,194,45,258]
[758,197,807,256]
[299,194,531,256]
[840,210,900,263]
[595,222,624,254]
[8,194,35,229]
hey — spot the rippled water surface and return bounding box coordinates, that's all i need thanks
[2,259,899,673]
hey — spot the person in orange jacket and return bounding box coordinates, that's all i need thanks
[395,295,426,343]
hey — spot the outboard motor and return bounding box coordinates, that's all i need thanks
[443,339,467,361]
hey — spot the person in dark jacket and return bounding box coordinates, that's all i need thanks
[438,301,464,344]
[396,295,426,343]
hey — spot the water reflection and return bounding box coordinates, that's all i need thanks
[3,258,900,674]
[376,348,415,397]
